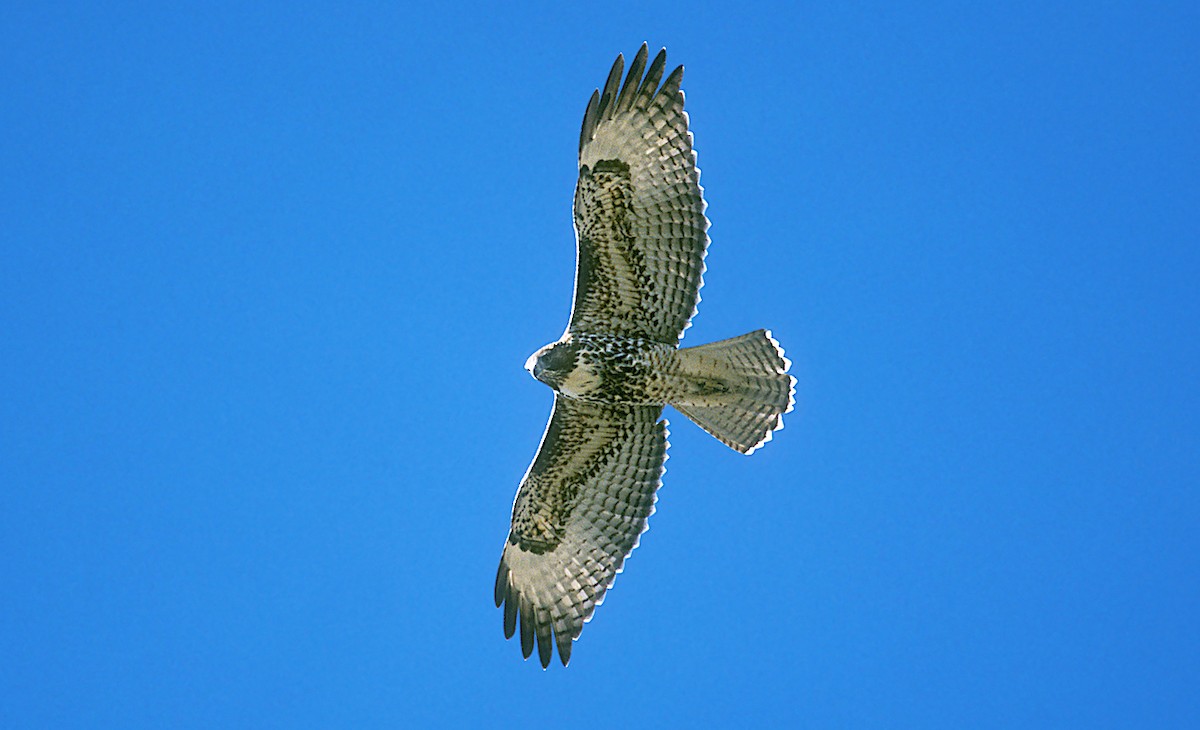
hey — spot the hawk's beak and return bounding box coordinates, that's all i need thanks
[524,352,541,378]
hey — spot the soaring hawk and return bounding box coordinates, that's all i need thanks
[495,45,796,667]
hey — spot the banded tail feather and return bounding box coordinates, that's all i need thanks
[670,329,795,454]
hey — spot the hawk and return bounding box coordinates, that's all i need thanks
[495,45,796,667]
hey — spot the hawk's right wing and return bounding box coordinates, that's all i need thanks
[567,45,710,345]
[495,396,668,667]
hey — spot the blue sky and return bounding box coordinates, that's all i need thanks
[2,2,1197,727]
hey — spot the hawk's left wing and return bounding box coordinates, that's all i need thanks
[567,45,709,345]
[495,396,668,667]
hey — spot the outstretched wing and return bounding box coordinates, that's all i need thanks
[495,396,668,667]
[568,44,709,345]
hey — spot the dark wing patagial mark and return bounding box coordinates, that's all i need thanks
[495,396,668,667]
[569,44,710,345]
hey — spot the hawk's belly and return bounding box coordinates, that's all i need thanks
[558,335,677,405]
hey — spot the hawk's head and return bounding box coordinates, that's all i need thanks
[525,340,579,390]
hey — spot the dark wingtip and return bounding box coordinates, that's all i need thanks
[579,89,601,153]
[519,599,535,659]
[503,593,517,639]
[493,556,508,607]
[581,45,680,153]
[595,51,625,120]
[659,63,685,99]
[557,632,573,667]
[637,48,669,104]
[537,628,553,668]
[615,43,650,115]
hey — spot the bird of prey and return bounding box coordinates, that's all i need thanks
[495,45,796,668]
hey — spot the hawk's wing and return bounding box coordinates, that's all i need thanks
[568,45,709,345]
[495,396,668,667]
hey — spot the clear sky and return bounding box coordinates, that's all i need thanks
[2,2,1197,727]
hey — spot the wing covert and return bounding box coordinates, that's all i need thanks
[495,396,668,667]
[569,44,709,345]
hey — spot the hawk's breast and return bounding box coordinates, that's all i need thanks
[555,334,676,405]
[558,360,602,399]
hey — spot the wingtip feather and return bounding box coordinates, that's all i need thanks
[494,555,508,607]
[636,48,668,107]
[595,51,625,120]
[657,63,685,102]
[536,609,554,668]
[579,89,601,154]
[615,43,650,114]
[519,598,535,659]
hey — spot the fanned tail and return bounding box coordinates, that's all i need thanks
[670,329,795,454]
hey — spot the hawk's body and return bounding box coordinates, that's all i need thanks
[531,333,678,404]
[496,46,795,668]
